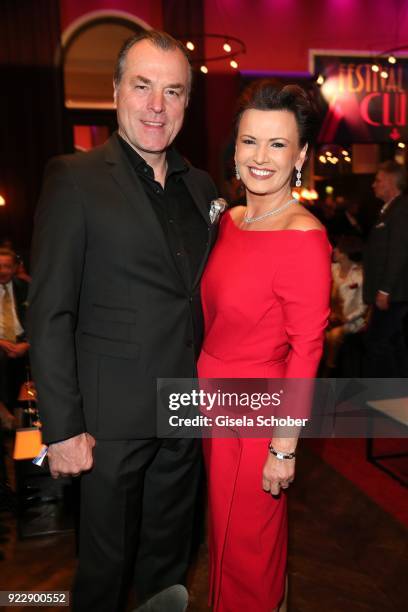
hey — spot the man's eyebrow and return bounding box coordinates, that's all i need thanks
[130,76,185,91]
[130,75,152,85]
[166,83,185,90]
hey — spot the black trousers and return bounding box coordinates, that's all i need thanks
[363,302,408,377]
[72,437,202,612]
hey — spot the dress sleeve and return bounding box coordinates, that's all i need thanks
[274,231,332,379]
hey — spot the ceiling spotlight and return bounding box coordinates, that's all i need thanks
[344,156,351,162]
[230,60,238,69]
[223,42,232,53]
[318,155,327,163]
[186,41,195,51]
[380,70,389,78]
[388,55,397,64]
[200,65,208,74]
[326,185,334,194]
[0,195,5,206]
[326,151,332,157]
[398,142,406,149]
[371,64,380,72]
[341,149,349,156]
[316,74,324,85]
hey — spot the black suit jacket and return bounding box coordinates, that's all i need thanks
[363,193,408,304]
[28,134,218,444]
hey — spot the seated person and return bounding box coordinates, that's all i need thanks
[0,247,29,421]
[324,235,367,373]
[0,239,31,283]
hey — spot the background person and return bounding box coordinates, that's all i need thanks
[363,160,408,377]
[324,234,367,375]
[0,247,29,423]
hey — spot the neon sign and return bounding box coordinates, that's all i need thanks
[312,53,408,143]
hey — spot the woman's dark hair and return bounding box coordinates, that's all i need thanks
[234,80,318,147]
[336,234,364,263]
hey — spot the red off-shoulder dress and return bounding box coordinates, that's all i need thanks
[198,211,331,612]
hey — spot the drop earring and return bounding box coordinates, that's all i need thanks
[295,168,302,187]
[235,163,241,181]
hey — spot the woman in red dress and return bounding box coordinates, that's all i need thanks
[198,82,331,611]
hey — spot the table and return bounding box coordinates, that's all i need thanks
[366,396,408,487]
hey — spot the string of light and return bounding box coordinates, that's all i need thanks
[182,33,246,73]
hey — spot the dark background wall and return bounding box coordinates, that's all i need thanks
[0,0,64,252]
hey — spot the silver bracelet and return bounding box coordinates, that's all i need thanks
[268,443,296,460]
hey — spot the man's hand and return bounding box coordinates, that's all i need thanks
[375,291,390,311]
[262,453,295,496]
[6,341,30,358]
[48,432,96,478]
[0,340,30,358]
[0,339,17,356]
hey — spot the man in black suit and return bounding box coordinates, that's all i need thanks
[28,31,217,611]
[363,161,408,377]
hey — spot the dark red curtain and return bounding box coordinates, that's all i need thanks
[0,0,64,253]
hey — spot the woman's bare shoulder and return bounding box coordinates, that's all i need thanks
[285,208,325,232]
[229,205,246,223]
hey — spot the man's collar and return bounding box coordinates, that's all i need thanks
[166,146,189,175]
[116,133,188,178]
[381,192,401,215]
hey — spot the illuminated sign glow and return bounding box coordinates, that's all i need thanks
[313,54,408,143]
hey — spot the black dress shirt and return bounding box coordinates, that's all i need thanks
[118,134,208,286]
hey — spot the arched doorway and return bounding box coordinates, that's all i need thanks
[61,10,151,151]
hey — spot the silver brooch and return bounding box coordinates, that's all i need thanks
[209,198,228,224]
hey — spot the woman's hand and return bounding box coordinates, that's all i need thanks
[262,453,295,496]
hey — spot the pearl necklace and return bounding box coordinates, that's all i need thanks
[243,198,297,224]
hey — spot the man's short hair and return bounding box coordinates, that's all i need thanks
[113,30,192,95]
[0,247,17,263]
[378,160,408,192]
